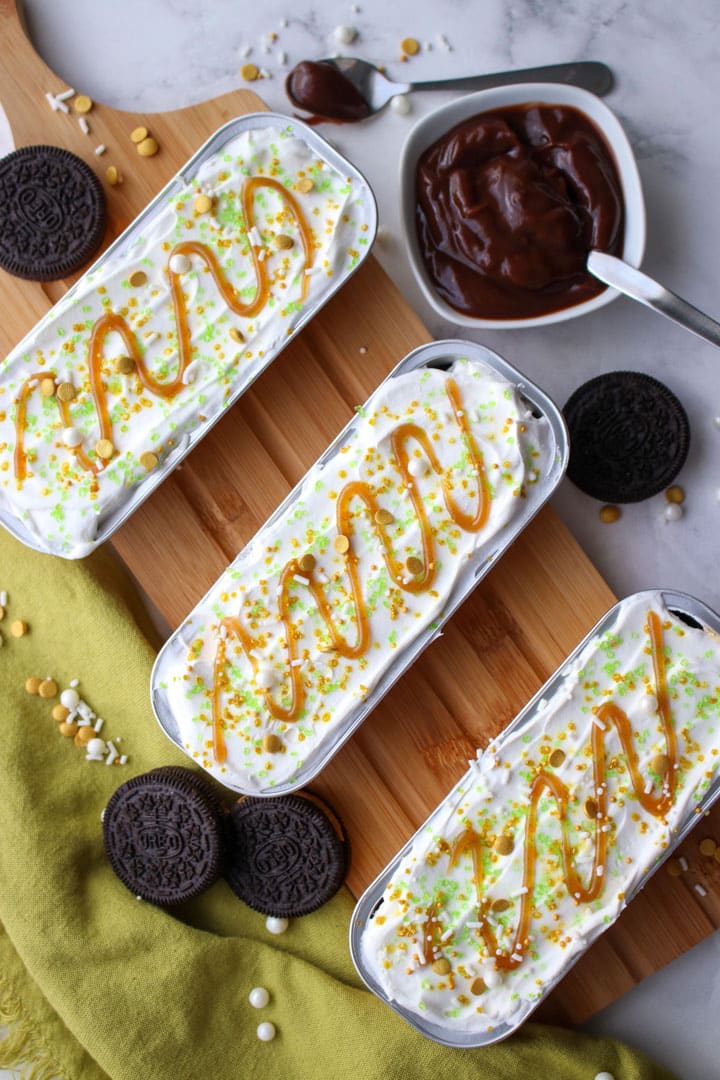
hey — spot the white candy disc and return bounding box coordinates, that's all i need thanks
[169,253,192,274]
[62,427,83,448]
[60,688,80,710]
[407,457,429,478]
[249,986,270,1008]
[265,916,288,935]
[391,95,412,116]
[256,1021,276,1042]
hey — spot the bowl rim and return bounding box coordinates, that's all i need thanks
[399,81,647,329]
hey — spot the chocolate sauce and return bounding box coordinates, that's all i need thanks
[286,61,370,123]
[415,104,624,320]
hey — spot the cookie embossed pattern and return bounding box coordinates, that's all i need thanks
[0,114,376,558]
[151,340,568,796]
[350,590,720,1047]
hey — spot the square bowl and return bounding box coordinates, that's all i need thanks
[400,82,646,330]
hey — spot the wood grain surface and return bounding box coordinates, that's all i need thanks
[2,0,719,1027]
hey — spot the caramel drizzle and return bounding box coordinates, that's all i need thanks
[211,377,492,764]
[13,177,314,483]
[430,609,674,972]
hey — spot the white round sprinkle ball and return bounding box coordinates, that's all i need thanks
[265,916,289,935]
[60,688,80,710]
[255,667,274,690]
[333,24,357,45]
[249,987,270,1009]
[663,503,683,523]
[594,1072,616,1080]
[256,1021,276,1042]
[87,738,106,757]
[62,426,83,448]
[169,253,192,274]
[640,694,656,713]
[407,457,429,478]
[390,94,412,116]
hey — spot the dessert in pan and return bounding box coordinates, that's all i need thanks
[352,591,720,1045]
[152,340,568,795]
[0,115,376,558]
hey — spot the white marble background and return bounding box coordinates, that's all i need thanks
[4,0,720,1075]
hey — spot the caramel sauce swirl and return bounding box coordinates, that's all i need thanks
[211,377,492,764]
[437,609,674,973]
[13,178,313,483]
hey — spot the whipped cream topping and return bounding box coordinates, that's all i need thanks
[359,592,720,1034]
[163,355,551,792]
[0,123,371,557]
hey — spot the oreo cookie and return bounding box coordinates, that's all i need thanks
[563,371,690,503]
[0,145,106,281]
[103,768,224,906]
[225,793,349,917]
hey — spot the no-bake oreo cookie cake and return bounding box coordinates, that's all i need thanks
[162,353,553,792]
[359,592,720,1036]
[0,122,372,556]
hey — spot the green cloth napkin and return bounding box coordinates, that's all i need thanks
[0,530,674,1080]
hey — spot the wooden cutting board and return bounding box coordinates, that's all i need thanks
[2,0,719,1027]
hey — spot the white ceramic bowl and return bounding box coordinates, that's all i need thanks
[400,82,646,330]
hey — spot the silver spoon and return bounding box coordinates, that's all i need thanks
[588,251,720,351]
[289,59,613,116]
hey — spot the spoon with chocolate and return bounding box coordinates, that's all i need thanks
[588,251,720,350]
[286,58,613,123]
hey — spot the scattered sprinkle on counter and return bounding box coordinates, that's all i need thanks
[241,63,259,82]
[256,1021,276,1042]
[664,503,683,523]
[73,94,93,114]
[137,136,159,158]
[333,24,357,45]
[599,504,620,524]
[665,485,685,503]
[400,37,420,55]
[391,95,412,116]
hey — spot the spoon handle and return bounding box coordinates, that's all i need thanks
[587,251,720,351]
[408,61,613,97]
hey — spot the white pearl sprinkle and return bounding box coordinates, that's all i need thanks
[594,1073,616,1080]
[265,916,289,935]
[663,503,683,523]
[257,1021,276,1042]
[249,986,270,1008]
[60,688,80,710]
[391,94,412,116]
[86,738,106,757]
[169,253,192,274]
[62,426,83,448]
[333,24,357,45]
[407,457,429,478]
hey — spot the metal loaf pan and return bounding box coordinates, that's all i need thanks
[151,338,569,795]
[0,112,377,557]
[349,588,720,1048]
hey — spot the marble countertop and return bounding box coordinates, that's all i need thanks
[5,0,720,1075]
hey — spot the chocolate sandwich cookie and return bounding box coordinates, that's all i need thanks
[0,145,106,281]
[225,793,349,917]
[563,371,690,503]
[103,768,224,906]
